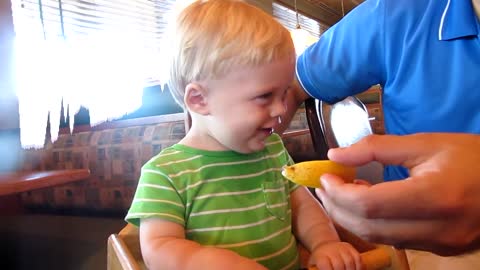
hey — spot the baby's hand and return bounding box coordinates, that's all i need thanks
[308,242,362,270]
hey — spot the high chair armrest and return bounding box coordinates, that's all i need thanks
[307,246,391,270]
[107,234,142,270]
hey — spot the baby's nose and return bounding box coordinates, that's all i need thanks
[270,99,287,118]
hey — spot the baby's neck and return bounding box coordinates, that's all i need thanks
[180,130,228,152]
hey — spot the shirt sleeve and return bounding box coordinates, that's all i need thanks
[296,0,386,104]
[125,163,186,227]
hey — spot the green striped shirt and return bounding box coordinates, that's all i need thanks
[126,134,300,270]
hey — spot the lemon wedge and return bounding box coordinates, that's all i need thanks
[282,160,356,188]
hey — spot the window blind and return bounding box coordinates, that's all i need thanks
[272,1,330,38]
[11,0,174,42]
[10,0,177,148]
[11,0,176,83]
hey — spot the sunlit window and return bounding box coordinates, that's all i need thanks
[11,0,177,148]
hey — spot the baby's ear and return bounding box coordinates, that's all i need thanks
[184,83,209,115]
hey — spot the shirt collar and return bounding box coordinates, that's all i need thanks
[438,0,479,41]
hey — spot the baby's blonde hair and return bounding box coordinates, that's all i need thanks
[168,0,295,108]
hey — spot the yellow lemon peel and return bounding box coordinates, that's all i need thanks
[282,160,356,188]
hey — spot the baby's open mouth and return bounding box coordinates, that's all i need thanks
[260,127,273,135]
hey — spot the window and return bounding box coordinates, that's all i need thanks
[11,0,177,148]
[272,1,330,39]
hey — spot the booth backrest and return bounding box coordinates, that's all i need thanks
[18,110,313,214]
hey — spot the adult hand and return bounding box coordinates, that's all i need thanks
[315,133,480,256]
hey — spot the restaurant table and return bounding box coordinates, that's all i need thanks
[0,169,90,196]
[0,169,90,214]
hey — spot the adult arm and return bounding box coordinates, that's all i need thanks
[277,0,387,135]
[315,133,480,256]
[295,0,386,103]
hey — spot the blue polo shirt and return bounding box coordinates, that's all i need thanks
[296,0,480,181]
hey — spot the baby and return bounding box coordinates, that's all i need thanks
[126,1,361,269]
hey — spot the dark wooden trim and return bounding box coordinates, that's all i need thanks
[91,113,184,131]
[276,0,342,26]
[280,128,310,139]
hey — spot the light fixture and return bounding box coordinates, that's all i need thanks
[290,0,317,55]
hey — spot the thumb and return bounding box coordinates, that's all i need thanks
[316,173,349,207]
[319,173,347,192]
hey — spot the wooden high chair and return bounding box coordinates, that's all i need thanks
[107,224,144,270]
[107,223,409,270]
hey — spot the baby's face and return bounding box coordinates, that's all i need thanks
[203,57,295,153]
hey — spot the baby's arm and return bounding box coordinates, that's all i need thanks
[139,218,268,270]
[290,187,362,270]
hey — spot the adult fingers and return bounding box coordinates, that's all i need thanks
[317,191,455,253]
[317,173,446,219]
[327,134,434,169]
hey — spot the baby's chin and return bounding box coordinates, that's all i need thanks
[230,140,266,154]
[230,128,273,153]
[247,135,272,153]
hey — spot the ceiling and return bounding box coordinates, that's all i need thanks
[307,0,363,16]
[277,0,364,26]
